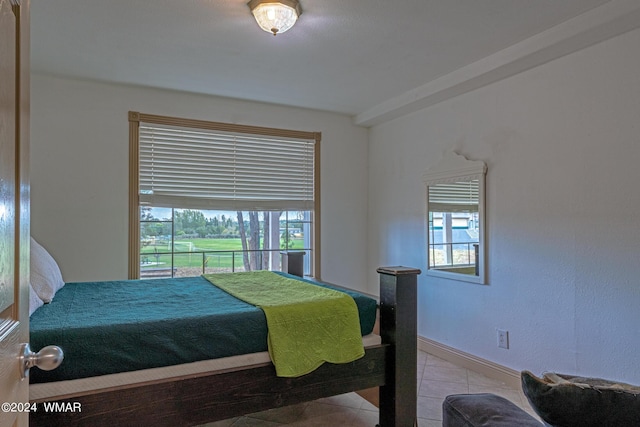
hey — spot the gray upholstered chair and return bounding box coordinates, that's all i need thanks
[442,393,541,427]
[442,371,640,427]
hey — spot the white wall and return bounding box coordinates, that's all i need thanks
[368,28,640,383]
[30,75,369,291]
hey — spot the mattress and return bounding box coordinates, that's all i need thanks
[29,272,377,384]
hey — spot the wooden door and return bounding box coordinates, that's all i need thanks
[0,0,30,425]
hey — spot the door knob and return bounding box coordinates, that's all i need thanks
[19,343,64,379]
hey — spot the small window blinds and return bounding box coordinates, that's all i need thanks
[137,121,317,211]
[427,179,479,212]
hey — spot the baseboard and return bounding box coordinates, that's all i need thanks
[418,336,521,390]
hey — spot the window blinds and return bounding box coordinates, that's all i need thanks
[138,124,315,211]
[428,179,479,212]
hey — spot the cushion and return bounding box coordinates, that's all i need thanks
[443,393,542,427]
[30,237,65,303]
[29,283,44,316]
[521,370,640,427]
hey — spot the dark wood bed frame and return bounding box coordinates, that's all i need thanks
[30,266,420,427]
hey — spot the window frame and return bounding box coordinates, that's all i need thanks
[128,111,321,280]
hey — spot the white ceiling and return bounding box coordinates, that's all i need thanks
[31,0,626,122]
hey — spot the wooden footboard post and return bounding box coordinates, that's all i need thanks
[377,266,421,427]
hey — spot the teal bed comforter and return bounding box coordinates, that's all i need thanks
[29,272,377,384]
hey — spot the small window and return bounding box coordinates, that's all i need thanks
[129,112,320,280]
[423,151,487,284]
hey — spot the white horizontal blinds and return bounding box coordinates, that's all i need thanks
[428,179,479,212]
[139,124,315,210]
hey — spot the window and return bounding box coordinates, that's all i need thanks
[423,151,487,284]
[129,112,320,279]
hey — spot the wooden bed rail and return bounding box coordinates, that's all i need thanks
[30,267,420,427]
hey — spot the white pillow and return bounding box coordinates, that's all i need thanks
[30,237,65,303]
[29,283,44,316]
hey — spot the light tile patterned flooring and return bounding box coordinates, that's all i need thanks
[201,350,542,426]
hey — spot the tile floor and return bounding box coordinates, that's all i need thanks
[200,350,542,426]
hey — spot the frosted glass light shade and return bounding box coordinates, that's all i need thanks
[248,0,302,36]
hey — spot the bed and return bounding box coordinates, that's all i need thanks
[28,262,420,426]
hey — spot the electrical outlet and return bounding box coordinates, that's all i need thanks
[497,329,509,349]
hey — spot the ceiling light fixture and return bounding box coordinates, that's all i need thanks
[248,0,302,36]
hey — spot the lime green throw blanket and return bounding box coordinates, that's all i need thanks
[203,271,365,377]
